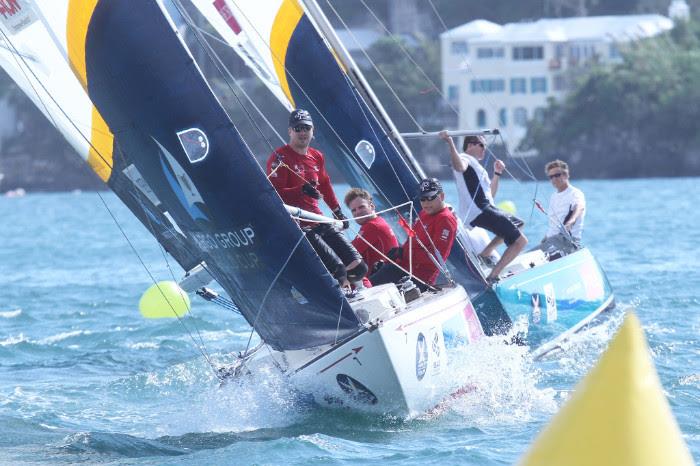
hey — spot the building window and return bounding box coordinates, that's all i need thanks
[510,77,527,94]
[553,74,568,91]
[447,85,459,103]
[451,41,468,55]
[477,109,487,127]
[470,79,505,93]
[476,47,505,59]
[498,108,507,127]
[514,107,527,127]
[513,46,544,60]
[530,77,547,93]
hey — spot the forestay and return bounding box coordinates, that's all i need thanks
[0,0,361,351]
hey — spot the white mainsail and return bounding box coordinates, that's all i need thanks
[0,0,113,182]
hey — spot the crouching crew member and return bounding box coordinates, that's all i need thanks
[368,178,457,290]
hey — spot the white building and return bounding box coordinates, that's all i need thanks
[440,14,675,154]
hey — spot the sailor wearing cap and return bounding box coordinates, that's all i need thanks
[266,109,367,287]
[368,178,457,290]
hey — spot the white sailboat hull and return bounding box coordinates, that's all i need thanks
[245,284,484,418]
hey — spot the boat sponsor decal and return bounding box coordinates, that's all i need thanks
[531,294,542,324]
[213,0,241,34]
[319,346,363,374]
[354,140,375,168]
[416,332,428,381]
[463,301,484,342]
[0,0,37,34]
[431,330,441,376]
[290,287,309,304]
[544,283,557,322]
[336,374,378,405]
[156,138,210,222]
[176,128,209,163]
[581,260,605,300]
[191,228,256,251]
[122,164,162,207]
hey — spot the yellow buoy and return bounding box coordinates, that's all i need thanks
[138,281,191,319]
[519,312,693,466]
[496,200,517,215]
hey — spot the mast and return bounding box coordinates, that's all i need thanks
[301,0,426,180]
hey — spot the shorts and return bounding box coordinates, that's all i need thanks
[470,205,523,246]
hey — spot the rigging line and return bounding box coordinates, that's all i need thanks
[341,71,418,205]
[183,21,286,146]
[111,140,217,366]
[243,231,308,355]
[355,0,460,117]
[322,0,424,132]
[0,30,64,146]
[425,0,448,32]
[0,19,221,374]
[221,1,418,212]
[172,0,283,173]
[352,230,435,291]
[422,0,543,183]
[0,28,114,172]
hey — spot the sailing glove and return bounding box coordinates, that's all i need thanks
[387,247,403,261]
[301,182,321,199]
[332,208,350,230]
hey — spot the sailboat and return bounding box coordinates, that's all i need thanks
[187,0,615,357]
[0,0,487,417]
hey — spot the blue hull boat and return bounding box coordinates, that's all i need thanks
[472,247,615,356]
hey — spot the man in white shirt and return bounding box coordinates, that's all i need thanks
[537,159,585,253]
[439,131,527,283]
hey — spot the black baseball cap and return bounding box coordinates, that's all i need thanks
[289,109,313,127]
[418,178,442,197]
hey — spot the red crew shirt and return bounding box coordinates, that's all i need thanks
[397,207,457,285]
[351,216,399,272]
[266,145,340,217]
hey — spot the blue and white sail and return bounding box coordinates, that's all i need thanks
[0,0,361,351]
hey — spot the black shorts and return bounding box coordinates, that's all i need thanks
[470,205,523,246]
[304,224,361,280]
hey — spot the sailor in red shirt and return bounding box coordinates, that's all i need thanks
[344,188,398,273]
[267,109,366,287]
[368,178,457,289]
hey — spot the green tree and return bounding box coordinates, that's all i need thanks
[522,20,700,178]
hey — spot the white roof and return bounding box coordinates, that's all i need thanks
[440,19,502,39]
[443,15,674,44]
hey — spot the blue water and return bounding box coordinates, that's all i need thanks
[1,178,699,465]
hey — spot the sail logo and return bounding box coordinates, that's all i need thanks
[0,0,36,34]
[355,140,375,169]
[155,138,210,223]
[177,128,209,163]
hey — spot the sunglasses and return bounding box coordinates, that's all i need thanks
[420,193,439,202]
[548,172,565,179]
[469,141,484,148]
[293,125,312,133]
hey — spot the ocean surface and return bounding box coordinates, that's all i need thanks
[1,177,698,465]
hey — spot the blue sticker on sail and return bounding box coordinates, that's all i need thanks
[177,128,209,163]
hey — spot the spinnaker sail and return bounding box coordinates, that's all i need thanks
[0,0,361,350]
